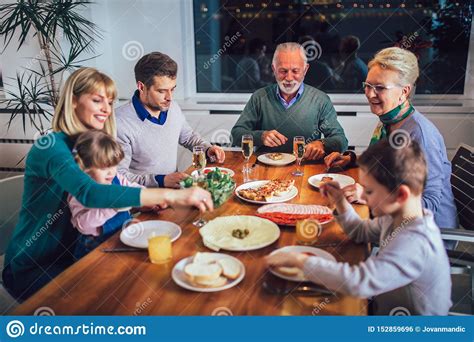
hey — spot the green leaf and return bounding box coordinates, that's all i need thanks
[0,0,101,133]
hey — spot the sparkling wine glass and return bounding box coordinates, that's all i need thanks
[241,134,253,173]
[292,136,305,176]
[192,146,207,227]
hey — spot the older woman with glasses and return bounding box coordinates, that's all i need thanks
[325,47,457,230]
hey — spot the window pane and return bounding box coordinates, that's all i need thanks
[193,0,472,95]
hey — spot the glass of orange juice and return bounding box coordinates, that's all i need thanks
[148,235,172,264]
[296,219,322,245]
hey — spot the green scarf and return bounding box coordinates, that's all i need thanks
[369,101,415,146]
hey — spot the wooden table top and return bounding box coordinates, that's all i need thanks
[14,151,370,316]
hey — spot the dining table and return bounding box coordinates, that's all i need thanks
[13,151,370,316]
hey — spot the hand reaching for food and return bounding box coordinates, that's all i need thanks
[324,152,351,169]
[320,181,351,214]
[265,251,308,270]
[303,140,325,160]
[342,183,367,204]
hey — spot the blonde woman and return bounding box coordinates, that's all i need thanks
[324,47,457,230]
[3,68,212,301]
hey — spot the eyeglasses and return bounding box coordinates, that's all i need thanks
[362,82,402,94]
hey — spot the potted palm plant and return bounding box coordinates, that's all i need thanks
[0,0,101,134]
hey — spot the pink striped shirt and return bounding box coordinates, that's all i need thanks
[68,173,143,236]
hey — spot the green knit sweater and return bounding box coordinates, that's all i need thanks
[231,84,348,154]
[4,132,141,286]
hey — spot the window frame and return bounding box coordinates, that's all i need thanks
[183,2,474,103]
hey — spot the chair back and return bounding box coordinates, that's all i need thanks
[451,144,473,230]
[0,175,24,255]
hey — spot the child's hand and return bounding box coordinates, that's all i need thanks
[320,181,351,213]
[320,181,344,203]
[342,183,366,204]
[264,252,308,270]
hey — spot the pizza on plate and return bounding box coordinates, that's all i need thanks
[318,176,333,188]
[267,153,283,161]
[238,179,295,202]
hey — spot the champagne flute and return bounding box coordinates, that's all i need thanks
[192,146,207,176]
[192,146,207,227]
[241,134,253,173]
[292,136,305,176]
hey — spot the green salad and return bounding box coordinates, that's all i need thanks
[180,168,236,207]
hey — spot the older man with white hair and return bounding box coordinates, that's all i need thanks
[231,42,348,160]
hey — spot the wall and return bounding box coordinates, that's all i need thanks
[0,0,189,101]
[0,0,473,176]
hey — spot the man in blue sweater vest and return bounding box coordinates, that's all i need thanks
[231,42,348,160]
[116,52,225,188]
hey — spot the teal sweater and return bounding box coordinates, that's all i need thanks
[4,132,141,285]
[231,84,348,154]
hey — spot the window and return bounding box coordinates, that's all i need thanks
[193,0,472,95]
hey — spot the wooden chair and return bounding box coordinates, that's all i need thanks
[439,144,474,314]
[0,175,24,313]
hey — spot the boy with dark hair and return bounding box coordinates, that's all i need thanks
[116,52,225,188]
[266,140,452,315]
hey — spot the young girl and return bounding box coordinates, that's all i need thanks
[68,130,143,258]
[3,67,212,301]
[266,140,452,315]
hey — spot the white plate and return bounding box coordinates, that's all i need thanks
[235,180,298,204]
[120,220,182,248]
[269,246,337,282]
[200,215,280,252]
[257,153,296,166]
[172,253,245,292]
[191,167,235,178]
[308,173,355,189]
[257,203,334,225]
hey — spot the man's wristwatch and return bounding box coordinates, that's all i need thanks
[342,150,357,167]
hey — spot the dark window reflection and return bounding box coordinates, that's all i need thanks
[193,1,472,95]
